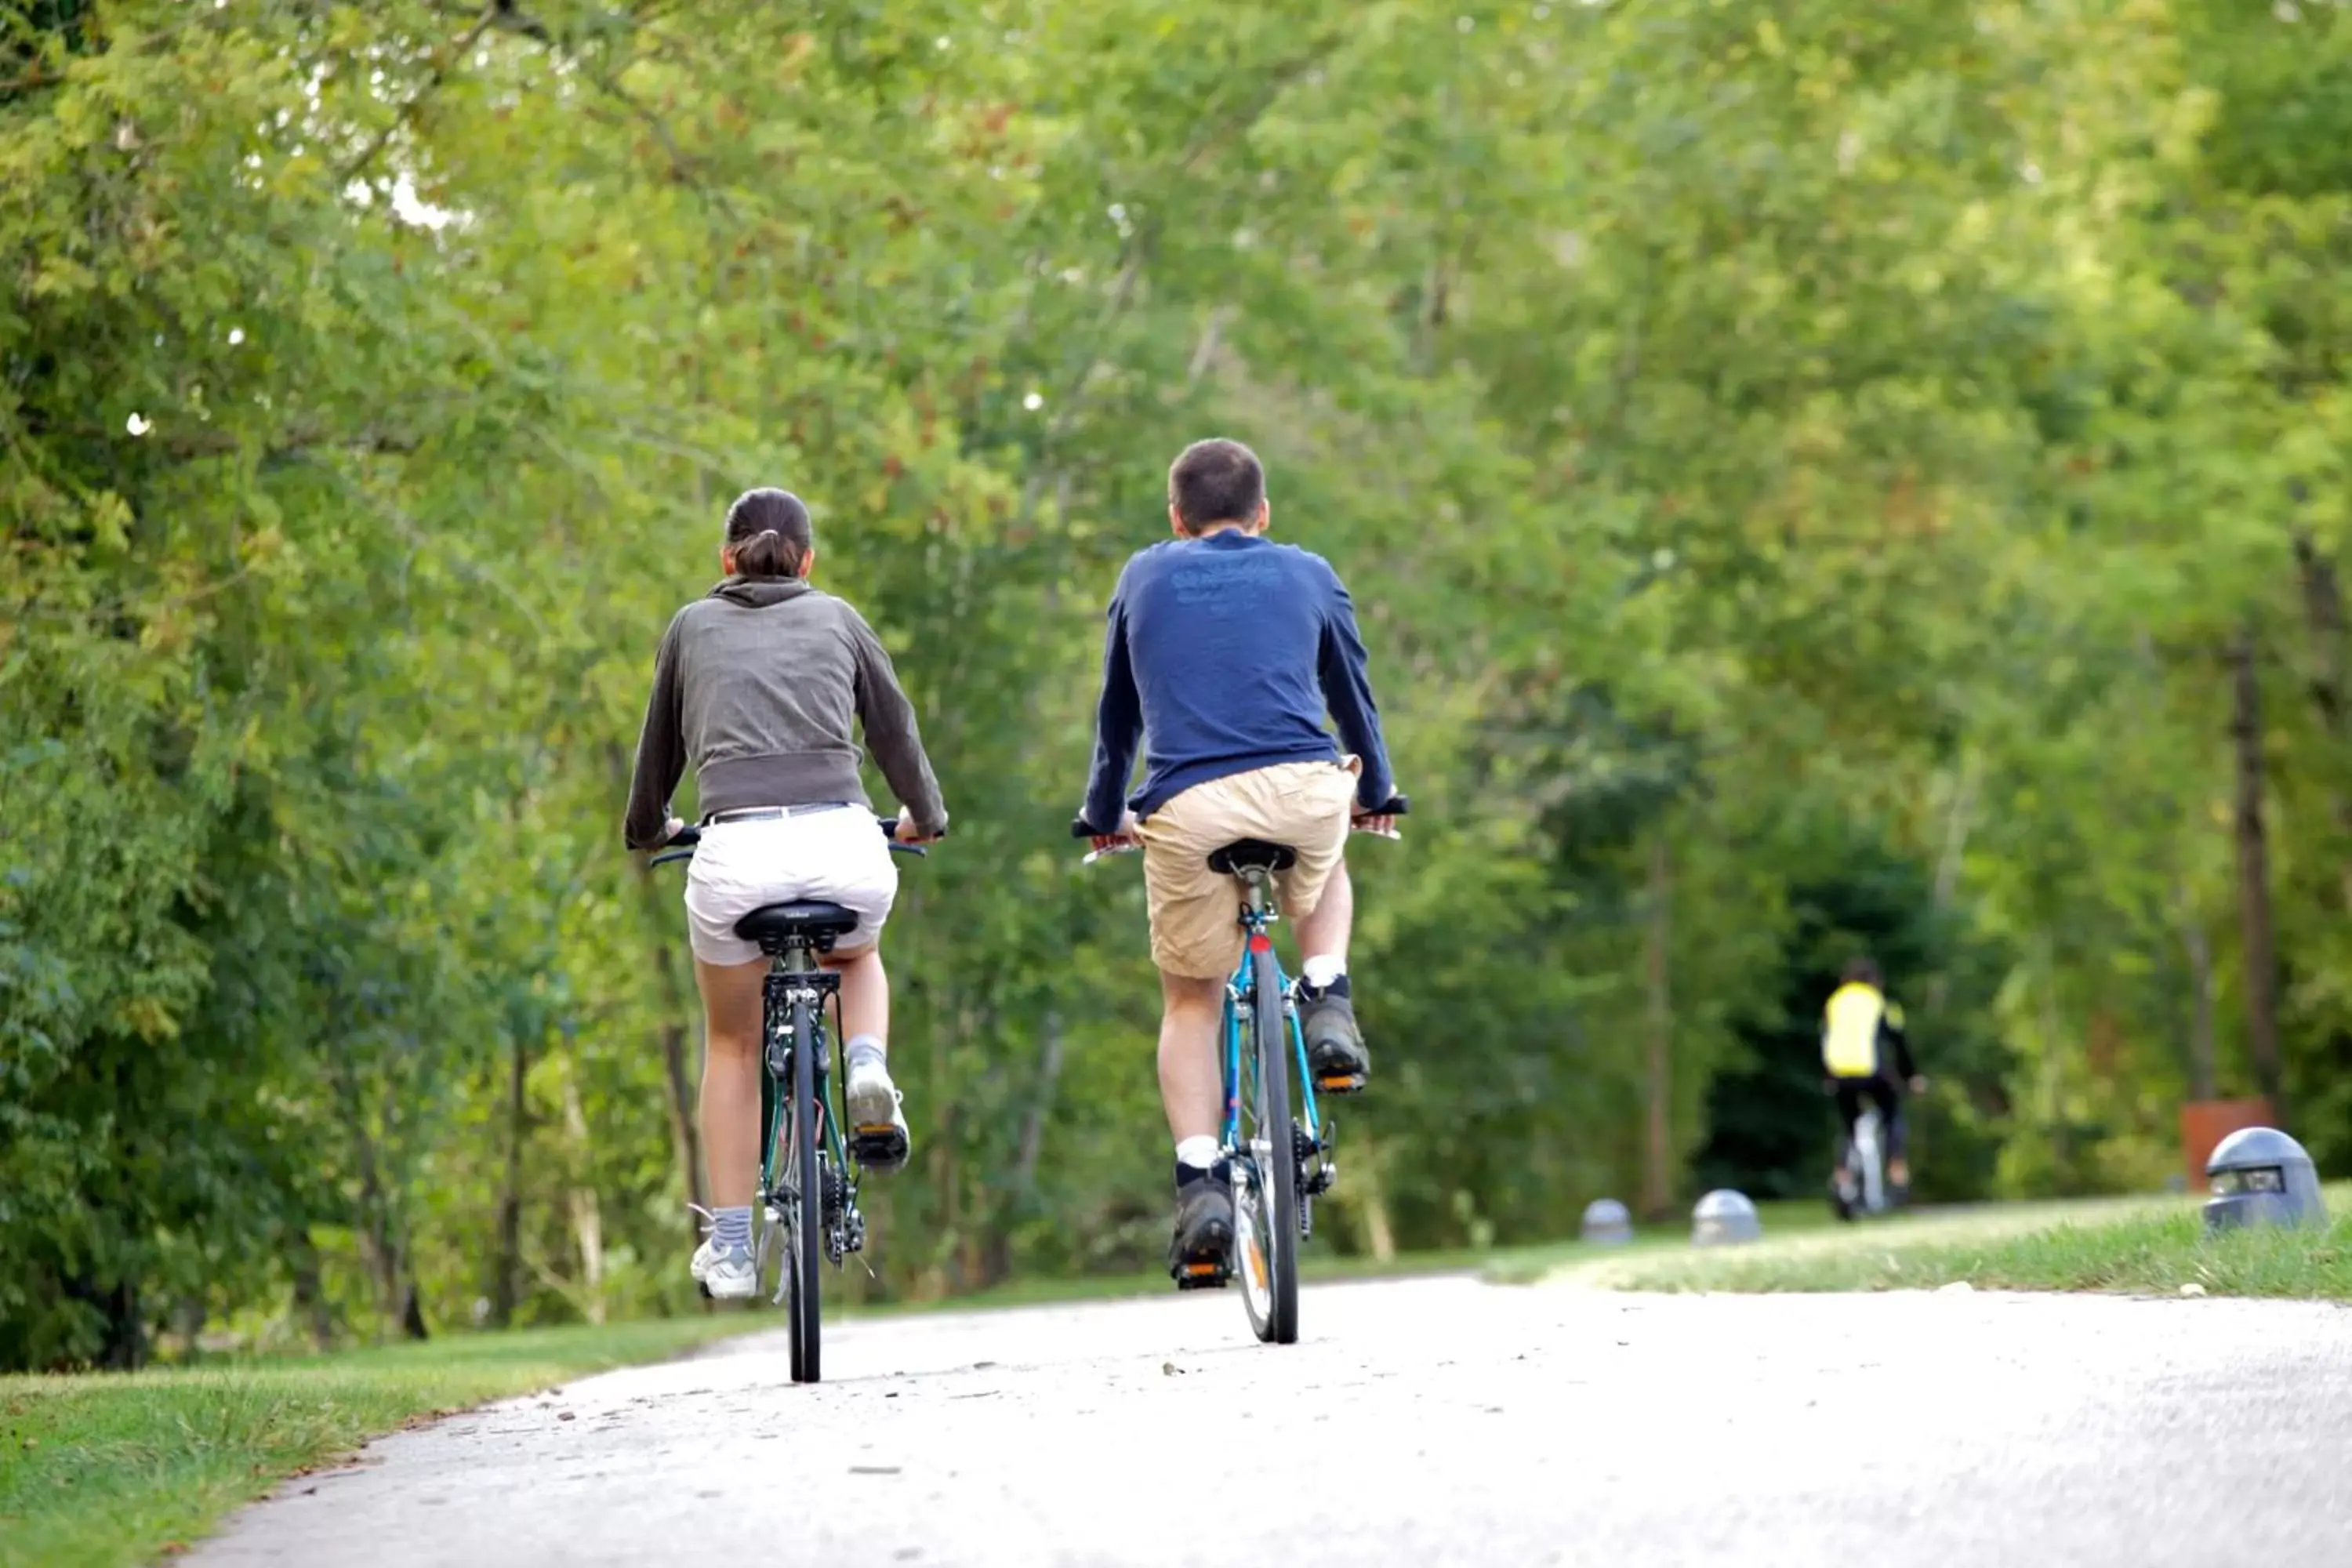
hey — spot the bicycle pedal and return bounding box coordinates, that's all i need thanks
[1316,1073,1367,1094]
[849,1126,909,1170]
[1173,1260,1229,1290]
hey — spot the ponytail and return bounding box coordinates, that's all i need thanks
[731,527,805,579]
[721,488,815,579]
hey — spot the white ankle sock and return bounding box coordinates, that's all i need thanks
[846,1034,885,1073]
[1302,954,1346,989]
[1174,1135,1221,1171]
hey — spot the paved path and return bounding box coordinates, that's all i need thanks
[192,1278,2352,1567]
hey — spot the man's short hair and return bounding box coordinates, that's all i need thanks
[1168,438,1266,533]
[1842,956,1882,989]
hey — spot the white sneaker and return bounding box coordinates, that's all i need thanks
[845,1054,911,1171]
[691,1238,757,1300]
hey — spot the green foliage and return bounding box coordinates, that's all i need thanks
[5,0,2350,1367]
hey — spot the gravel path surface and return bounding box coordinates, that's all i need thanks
[189,1278,2352,1567]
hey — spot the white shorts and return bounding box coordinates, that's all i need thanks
[682,808,898,967]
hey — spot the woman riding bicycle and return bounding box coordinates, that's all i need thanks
[623,488,949,1299]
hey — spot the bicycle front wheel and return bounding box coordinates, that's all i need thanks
[1238,941,1300,1345]
[787,1000,824,1382]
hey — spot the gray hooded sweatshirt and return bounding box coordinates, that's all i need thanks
[623,578,948,850]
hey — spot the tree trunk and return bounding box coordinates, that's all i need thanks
[289,1228,337,1351]
[1639,828,1675,1220]
[982,1008,1065,1289]
[2176,881,2219,1102]
[399,1283,429,1341]
[1922,753,1980,1020]
[562,1065,607,1325]
[658,1022,709,1265]
[489,1025,529,1329]
[1348,1133,1399,1263]
[2038,942,2071,1184]
[2292,531,2352,912]
[641,848,713,1275]
[2229,623,2287,1116]
[332,1053,415,1341]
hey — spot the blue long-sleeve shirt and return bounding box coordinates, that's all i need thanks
[1080,532,1396,828]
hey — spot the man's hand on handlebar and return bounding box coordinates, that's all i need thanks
[1352,791,1410,839]
[893,805,946,846]
[1089,810,1142,855]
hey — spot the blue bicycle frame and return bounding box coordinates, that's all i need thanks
[1220,907,1322,1175]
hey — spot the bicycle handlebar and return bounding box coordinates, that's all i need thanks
[648,815,930,867]
[1067,792,1410,842]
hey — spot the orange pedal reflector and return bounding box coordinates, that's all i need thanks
[1183,1262,1219,1276]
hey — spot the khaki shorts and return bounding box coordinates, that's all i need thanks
[1138,759,1359,979]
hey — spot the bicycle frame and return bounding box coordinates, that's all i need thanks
[1218,869,1323,1203]
[1852,1106,1884,1214]
[757,946,859,1294]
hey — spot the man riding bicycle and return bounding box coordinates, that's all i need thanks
[1822,956,1922,1203]
[1074,437,1399,1283]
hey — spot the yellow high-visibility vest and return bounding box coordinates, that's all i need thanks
[1822,982,1897,1078]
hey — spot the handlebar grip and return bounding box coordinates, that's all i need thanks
[1363,793,1410,817]
[1072,817,1101,840]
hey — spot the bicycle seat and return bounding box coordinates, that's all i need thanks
[1207,839,1298,874]
[734,901,860,953]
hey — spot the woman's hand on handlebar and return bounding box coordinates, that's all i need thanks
[892,805,945,846]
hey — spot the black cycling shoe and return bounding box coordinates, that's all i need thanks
[1297,977,1369,1094]
[1168,1162,1235,1288]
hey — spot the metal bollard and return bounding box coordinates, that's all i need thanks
[2204,1127,2326,1234]
[1581,1198,1634,1247]
[1691,1189,1762,1247]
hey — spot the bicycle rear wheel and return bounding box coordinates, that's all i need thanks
[787,1000,824,1382]
[1237,941,1299,1345]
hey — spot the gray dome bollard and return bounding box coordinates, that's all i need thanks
[2204,1127,2326,1234]
[1691,1189,1762,1247]
[1581,1198,1633,1247]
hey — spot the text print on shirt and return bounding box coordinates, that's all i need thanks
[1172,557,1282,612]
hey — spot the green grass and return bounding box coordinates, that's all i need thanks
[0,1243,1525,1568]
[0,1315,768,1568]
[1546,1186,2352,1299]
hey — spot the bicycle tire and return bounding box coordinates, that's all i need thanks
[1242,942,1300,1345]
[788,998,824,1383]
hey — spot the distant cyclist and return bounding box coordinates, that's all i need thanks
[1074,437,1399,1283]
[624,488,949,1299]
[1822,956,1923,1200]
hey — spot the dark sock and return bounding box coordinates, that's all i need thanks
[1174,1158,1228,1191]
